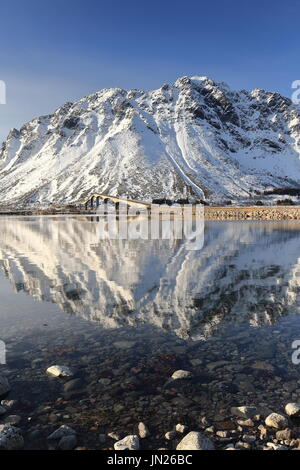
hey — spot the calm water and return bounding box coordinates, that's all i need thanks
[1,215,300,448]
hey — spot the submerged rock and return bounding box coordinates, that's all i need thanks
[237,418,255,427]
[108,432,122,441]
[138,422,150,439]
[171,370,192,380]
[4,415,21,425]
[266,442,288,450]
[114,435,140,450]
[1,400,18,410]
[276,428,293,440]
[46,365,74,378]
[216,430,229,438]
[47,425,76,440]
[0,425,24,450]
[231,406,258,419]
[113,341,136,350]
[265,413,288,430]
[235,441,252,450]
[58,435,77,450]
[28,429,42,441]
[0,375,11,398]
[176,431,215,450]
[285,403,300,418]
[98,378,111,386]
[176,424,188,433]
[64,378,84,392]
[165,431,176,440]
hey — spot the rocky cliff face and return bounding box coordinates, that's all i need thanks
[0,76,299,205]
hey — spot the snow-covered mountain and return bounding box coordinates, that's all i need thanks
[0,76,299,205]
[0,216,300,339]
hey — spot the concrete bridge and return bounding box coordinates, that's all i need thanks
[80,193,151,211]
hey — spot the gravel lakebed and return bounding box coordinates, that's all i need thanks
[1,317,300,451]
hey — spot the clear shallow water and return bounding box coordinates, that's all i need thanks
[1,215,300,449]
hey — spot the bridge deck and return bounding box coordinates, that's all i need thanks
[79,193,150,209]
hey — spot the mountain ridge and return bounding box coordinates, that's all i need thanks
[0,75,299,206]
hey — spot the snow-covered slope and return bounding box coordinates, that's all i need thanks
[0,76,299,205]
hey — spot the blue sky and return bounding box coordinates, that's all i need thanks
[0,0,299,142]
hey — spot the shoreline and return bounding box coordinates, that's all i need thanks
[0,205,300,220]
[204,205,300,220]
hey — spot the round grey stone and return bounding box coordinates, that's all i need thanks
[176,431,215,450]
[138,422,150,438]
[265,413,288,430]
[176,424,188,433]
[171,370,193,380]
[46,365,74,377]
[285,403,300,418]
[114,435,140,450]
[98,378,111,386]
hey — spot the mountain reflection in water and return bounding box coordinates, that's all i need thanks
[0,216,300,340]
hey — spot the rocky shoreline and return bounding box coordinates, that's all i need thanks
[2,367,300,451]
[205,206,300,220]
[0,205,300,220]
